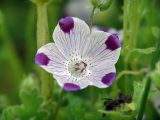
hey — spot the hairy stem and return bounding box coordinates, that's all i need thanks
[54,89,64,120]
[36,2,53,100]
[116,69,146,81]
[88,7,96,32]
[122,0,129,50]
[37,3,49,48]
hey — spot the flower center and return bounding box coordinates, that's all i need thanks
[74,61,87,73]
[67,60,89,79]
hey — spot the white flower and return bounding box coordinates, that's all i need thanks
[35,17,121,91]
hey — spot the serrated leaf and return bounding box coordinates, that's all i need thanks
[19,88,43,112]
[20,75,39,90]
[12,105,29,120]
[35,109,49,120]
[1,107,14,120]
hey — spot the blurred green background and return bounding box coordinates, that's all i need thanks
[0,0,160,120]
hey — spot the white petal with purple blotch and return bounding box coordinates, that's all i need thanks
[53,17,90,58]
[53,74,91,91]
[82,30,121,67]
[91,65,116,88]
[35,43,67,75]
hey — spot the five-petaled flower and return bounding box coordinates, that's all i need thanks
[35,17,121,91]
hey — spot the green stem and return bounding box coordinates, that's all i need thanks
[88,7,96,32]
[122,0,129,50]
[54,89,64,120]
[116,69,146,81]
[137,78,151,120]
[36,2,53,100]
[37,3,49,48]
[122,0,145,94]
[122,0,130,94]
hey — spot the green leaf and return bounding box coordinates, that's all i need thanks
[1,107,14,120]
[35,109,49,120]
[19,88,43,112]
[12,105,28,120]
[124,103,136,112]
[133,81,143,108]
[20,75,39,90]
[150,71,160,90]
[98,110,135,120]
[152,27,160,39]
[150,62,160,90]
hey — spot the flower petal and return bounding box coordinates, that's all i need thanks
[90,65,116,88]
[35,43,67,75]
[53,74,90,91]
[105,34,121,50]
[35,53,50,65]
[59,17,74,33]
[63,83,80,91]
[101,72,116,86]
[53,16,90,58]
[82,30,121,68]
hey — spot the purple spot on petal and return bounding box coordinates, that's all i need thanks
[105,34,121,50]
[63,83,80,91]
[35,53,50,65]
[59,16,74,33]
[101,72,116,86]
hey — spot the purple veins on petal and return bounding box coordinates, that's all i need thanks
[35,53,50,65]
[59,16,74,33]
[63,83,80,91]
[105,34,121,50]
[101,72,116,86]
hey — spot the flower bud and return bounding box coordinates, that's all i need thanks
[91,0,100,7]
[98,0,113,11]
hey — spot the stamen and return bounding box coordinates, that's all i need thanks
[66,58,90,79]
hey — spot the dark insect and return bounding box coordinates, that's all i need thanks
[102,93,132,117]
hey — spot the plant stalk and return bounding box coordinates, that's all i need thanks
[36,2,53,100]
[88,7,96,32]
[54,89,64,120]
